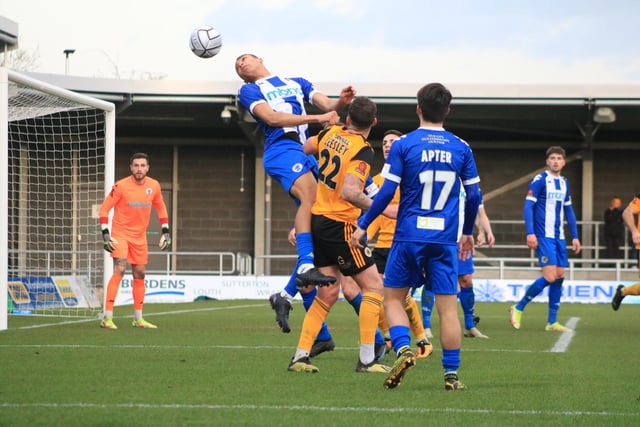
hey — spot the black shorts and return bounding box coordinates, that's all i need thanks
[311,214,375,276]
[372,247,390,274]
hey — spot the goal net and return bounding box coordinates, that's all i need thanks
[1,67,115,329]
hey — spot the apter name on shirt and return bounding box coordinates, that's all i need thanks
[421,149,452,163]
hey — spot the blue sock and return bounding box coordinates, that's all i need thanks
[348,292,362,312]
[389,325,411,354]
[547,278,564,324]
[516,277,550,311]
[348,292,385,345]
[301,288,332,341]
[283,269,300,298]
[442,348,461,373]
[458,287,476,330]
[421,288,435,328]
[301,287,317,311]
[295,232,315,267]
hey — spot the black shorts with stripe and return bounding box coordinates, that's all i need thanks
[311,214,375,276]
[372,247,390,275]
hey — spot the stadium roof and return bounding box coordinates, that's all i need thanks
[0,16,18,51]
[25,72,640,150]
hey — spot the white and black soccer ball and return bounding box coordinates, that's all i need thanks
[189,26,222,58]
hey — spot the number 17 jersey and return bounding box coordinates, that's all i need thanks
[382,126,479,245]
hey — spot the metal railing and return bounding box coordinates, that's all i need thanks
[146,251,249,275]
[253,254,638,281]
[9,248,636,284]
[8,220,637,280]
[472,257,637,281]
[488,219,636,261]
[253,219,639,280]
[8,250,251,277]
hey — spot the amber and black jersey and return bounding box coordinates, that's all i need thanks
[310,125,374,225]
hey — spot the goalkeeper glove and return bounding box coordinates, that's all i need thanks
[101,227,117,253]
[159,226,172,251]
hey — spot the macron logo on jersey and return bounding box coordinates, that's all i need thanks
[264,86,304,102]
[547,191,565,200]
[127,201,151,209]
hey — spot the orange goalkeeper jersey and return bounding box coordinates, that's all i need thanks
[366,173,400,249]
[310,125,374,225]
[99,175,168,239]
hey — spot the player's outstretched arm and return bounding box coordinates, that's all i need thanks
[253,103,339,128]
[312,86,356,113]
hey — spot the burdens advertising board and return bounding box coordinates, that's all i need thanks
[113,275,640,306]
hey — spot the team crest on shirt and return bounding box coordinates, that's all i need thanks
[292,163,303,173]
[355,162,367,176]
[146,188,153,195]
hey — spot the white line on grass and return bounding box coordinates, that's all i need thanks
[549,317,579,353]
[0,343,541,353]
[0,402,637,418]
[9,303,266,330]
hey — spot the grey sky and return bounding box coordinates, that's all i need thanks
[2,0,638,84]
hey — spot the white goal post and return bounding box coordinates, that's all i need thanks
[1,67,115,330]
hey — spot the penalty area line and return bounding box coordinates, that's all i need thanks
[0,402,637,418]
[549,317,579,353]
[11,302,266,330]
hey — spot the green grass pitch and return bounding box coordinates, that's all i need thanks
[1,300,639,426]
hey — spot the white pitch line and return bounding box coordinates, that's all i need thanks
[0,402,637,418]
[9,303,266,330]
[549,317,579,353]
[0,343,542,353]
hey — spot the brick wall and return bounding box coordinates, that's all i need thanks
[114,145,255,272]
[114,143,639,275]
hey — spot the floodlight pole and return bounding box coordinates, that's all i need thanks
[63,49,76,75]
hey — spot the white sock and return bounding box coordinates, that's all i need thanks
[134,309,142,320]
[297,263,314,275]
[293,348,309,361]
[359,343,375,365]
[281,290,294,301]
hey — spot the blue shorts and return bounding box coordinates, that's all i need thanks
[458,255,474,276]
[384,241,458,295]
[263,138,318,196]
[536,237,569,267]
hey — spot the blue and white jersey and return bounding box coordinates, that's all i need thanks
[382,126,480,245]
[525,171,573,240]
[364,175,379,198]
[237,75,318,151]
[459,186,484,240]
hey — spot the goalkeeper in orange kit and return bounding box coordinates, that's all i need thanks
[99,153,171,329]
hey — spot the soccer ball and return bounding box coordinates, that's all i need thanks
[189,26,222,58]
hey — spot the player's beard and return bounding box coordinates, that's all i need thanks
[133,172,146,182]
